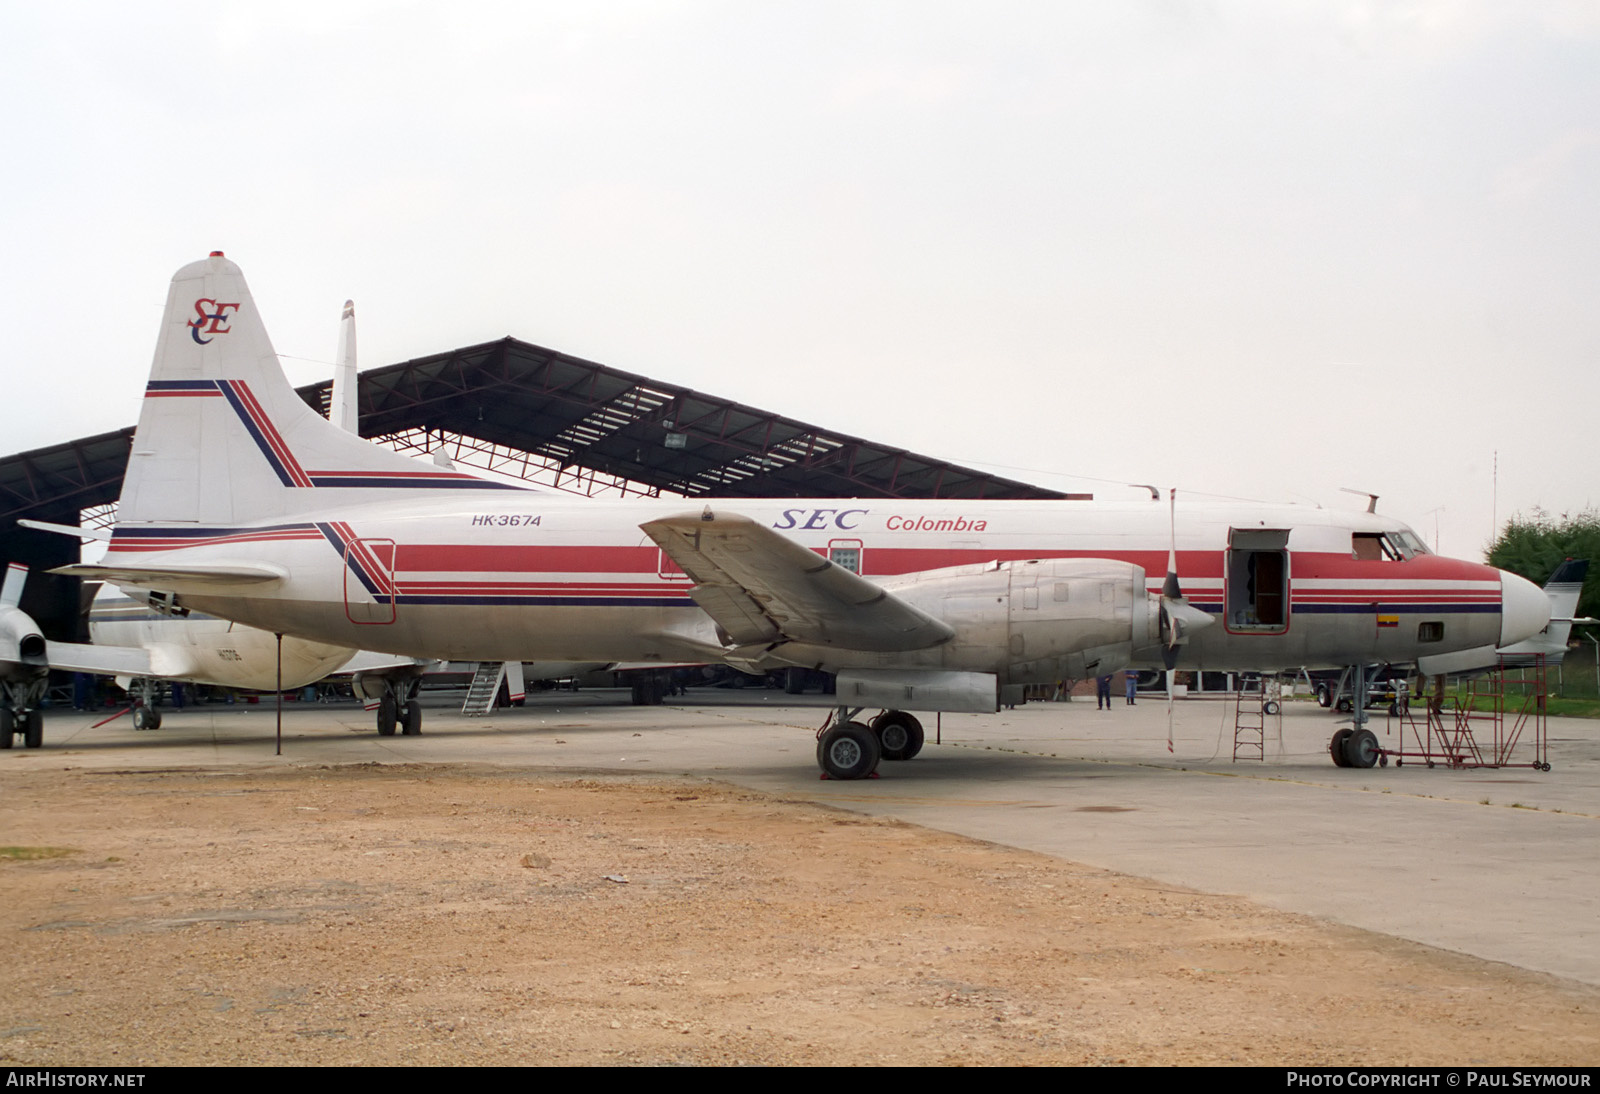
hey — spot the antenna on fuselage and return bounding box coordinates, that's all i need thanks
[1339,487,1380,514]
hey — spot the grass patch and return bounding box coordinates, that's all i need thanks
[1434,693,1600,719]
[0,846,79,861]
[1542,697,1600,719]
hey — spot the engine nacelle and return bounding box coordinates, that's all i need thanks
[882,557,1159,684]
[0,604,46,665]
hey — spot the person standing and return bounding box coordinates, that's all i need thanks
[1096,674,1113,710]
[1125,671,1138,705]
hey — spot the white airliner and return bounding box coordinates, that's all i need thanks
[52,252,1550,778]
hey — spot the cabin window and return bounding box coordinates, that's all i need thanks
[1418,621,1444,643]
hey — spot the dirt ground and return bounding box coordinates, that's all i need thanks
[0,763,1596,1067]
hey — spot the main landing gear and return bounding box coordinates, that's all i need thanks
[0,675,47,749]
[0,706,43,749]
[815,708,925,779]
[359,672,424,737]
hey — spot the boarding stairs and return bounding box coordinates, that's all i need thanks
[462,662,507,716]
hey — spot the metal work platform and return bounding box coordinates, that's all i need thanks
[1383,658,1550,771]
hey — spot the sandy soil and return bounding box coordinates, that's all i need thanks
[0,763,1596,1067]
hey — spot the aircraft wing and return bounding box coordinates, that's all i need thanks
[50,562,286,588]
[42,640,153,678]
[640,509,954,653]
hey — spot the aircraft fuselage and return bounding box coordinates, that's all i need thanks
[104,493,1526,682]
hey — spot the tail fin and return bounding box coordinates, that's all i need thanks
[1501,558,1589,657]
[1539,558,1588,651]
[119,253,516,527]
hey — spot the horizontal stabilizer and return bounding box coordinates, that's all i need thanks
[641,509,954,653]
[50,561,287,589]
[18,520,112,542]
[43,640,153,678]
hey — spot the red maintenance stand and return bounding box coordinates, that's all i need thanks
[1383,656,1550,771]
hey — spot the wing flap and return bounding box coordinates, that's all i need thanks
[641,509,953,653]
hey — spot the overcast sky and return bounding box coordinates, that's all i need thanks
[2,1,1595,561]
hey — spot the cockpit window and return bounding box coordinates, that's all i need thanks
[1392,530,1429,557]
[1354,532,1428,561]
[1353,533,1404,561]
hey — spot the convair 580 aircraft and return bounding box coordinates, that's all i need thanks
[57,253,1549,778]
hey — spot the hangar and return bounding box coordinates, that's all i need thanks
[0,335,1073,641]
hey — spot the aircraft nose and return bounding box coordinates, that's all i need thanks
[1500,571,1551,647]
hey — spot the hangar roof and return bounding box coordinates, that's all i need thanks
[302,337,1073,502]
[0,427,136,528]
[0,336,1070,529]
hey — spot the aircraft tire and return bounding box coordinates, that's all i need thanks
[377,696,398,737]
[401,701,422,736]
[1263,700,1280,716]
[784,668,806,695]
[23,710,42,749]
[1316,685,1332,709]
[1343,728,1381,769]
[871,711,924,761]
[1329,728,1353,768]
[133,706,155,731]
[0,708,12,749]
[817,722,880,780]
